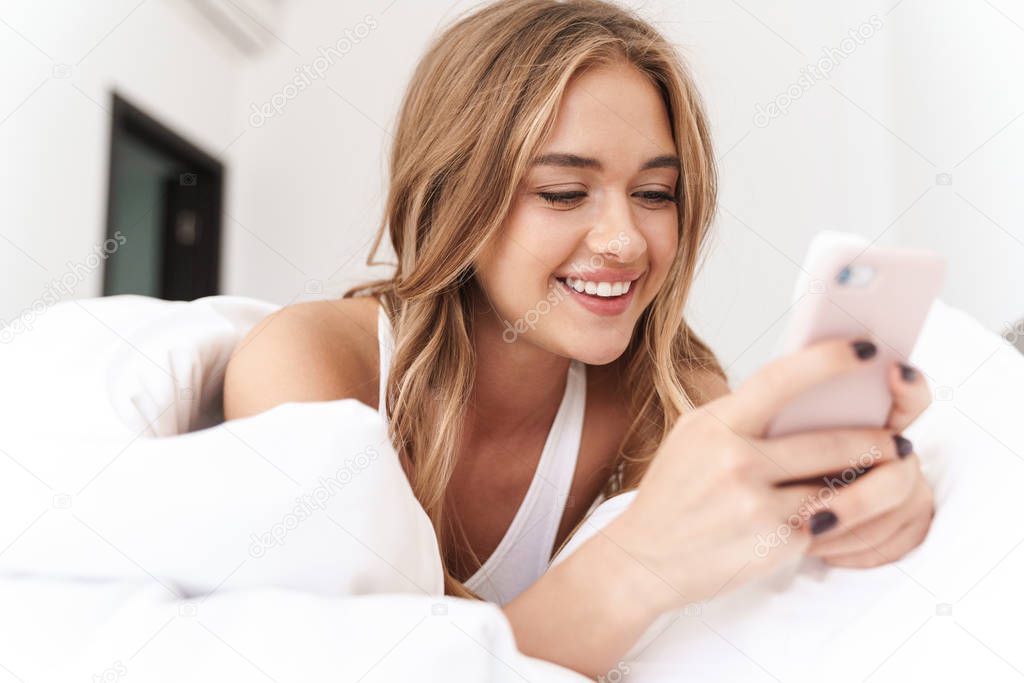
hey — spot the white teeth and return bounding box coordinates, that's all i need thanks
[562,276,634,298]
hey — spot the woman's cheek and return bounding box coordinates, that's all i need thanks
[642,216,678,298]
[482,211,566,315]
[513,206,582,272]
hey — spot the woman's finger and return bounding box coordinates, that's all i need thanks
[756,427,908,483]
[808,464,933,557]
[886,362,932,433]
[771,455,919,538]
[724,338,880,435]
[821,515,932,568]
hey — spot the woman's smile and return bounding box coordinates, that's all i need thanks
[552,269,644,317]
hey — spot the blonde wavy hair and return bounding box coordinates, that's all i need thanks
[345,0,724,597]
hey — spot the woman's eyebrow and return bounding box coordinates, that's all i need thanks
[530,152,680,171]
[640,154,682,171]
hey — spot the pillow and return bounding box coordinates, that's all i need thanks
[0,295,279,439]
[0,295,444,599]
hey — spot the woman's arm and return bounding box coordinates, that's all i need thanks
[504,521,673,677]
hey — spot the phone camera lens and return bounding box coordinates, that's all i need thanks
[836,266,852,285]
[836,264,875,287]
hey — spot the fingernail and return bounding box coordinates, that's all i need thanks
[894,434,913,458]
[810,510,838,535]
[899,363,918,382]
[852,340,877,360]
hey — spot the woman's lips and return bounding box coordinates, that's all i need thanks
[554,275,638,316]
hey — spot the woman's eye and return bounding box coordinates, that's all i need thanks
[538,190,587,208]
[633,190,677,206]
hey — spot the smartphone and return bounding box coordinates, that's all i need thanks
[765,233,946,438]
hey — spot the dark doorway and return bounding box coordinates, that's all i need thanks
[103,93,224,300]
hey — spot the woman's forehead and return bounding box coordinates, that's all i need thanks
[542,62,676,166]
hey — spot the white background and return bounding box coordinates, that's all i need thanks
[1,0,1022,380]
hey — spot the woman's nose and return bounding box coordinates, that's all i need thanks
[584,197,647,263]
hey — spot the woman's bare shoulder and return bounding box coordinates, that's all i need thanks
[223,296,382,420]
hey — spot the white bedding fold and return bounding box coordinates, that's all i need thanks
[0,399,444,598]
[0,575,586,683]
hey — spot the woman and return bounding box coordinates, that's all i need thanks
[224,0,934,675]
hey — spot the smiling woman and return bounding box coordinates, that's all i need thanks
[222,0,936,677]
[227,0,725,601]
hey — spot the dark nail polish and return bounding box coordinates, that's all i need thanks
[894,434,913,458]
[899,363,918,382]
[852,340,877,360]
[810,510,838,535]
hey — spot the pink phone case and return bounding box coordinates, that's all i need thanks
[765,236,946,438]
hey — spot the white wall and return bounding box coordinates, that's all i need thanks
[666,0,904,379]
[888,0,1024,335]
[3,0,1021,380]
[0,0,243,323]
[221,0,454,304]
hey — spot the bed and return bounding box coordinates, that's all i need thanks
[0,290,1020,682]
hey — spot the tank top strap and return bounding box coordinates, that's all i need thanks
[377,304,394,421]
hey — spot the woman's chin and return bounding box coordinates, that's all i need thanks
[565,335,632,366]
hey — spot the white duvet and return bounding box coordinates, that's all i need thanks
[0,293,1021,682]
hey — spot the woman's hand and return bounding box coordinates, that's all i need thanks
[601,338,917,615]
[505,339,930,676]
[808,362,935,567]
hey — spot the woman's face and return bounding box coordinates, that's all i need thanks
[475,60,681,365]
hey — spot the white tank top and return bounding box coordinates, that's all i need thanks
[376,304,586,604]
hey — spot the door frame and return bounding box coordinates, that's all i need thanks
[102,92,225,298]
